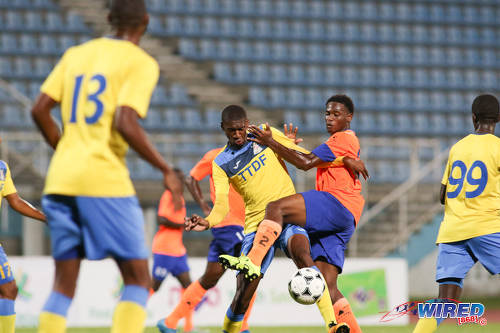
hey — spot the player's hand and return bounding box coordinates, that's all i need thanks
[163,170,183,211]
[284,123,303,144]
[343,157,369,180]
[185,214,209,231]
[248,123,273,145]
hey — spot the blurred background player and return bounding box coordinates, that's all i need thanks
[185,105,363,333]
[413,94,500,333]
[30,1,183,332]
[0,157,46,333]
[235,95,366,333]
[151,168,194,332]
[157,149,254,333]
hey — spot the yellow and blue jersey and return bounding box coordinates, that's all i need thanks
[206,126,310,234]
[40,37,160,197]
[0,160,16,249]
[0,160,17,209]
[438,133,500,243]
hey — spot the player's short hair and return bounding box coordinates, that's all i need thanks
[472,94,499,123]
[221,105,247,122]
[326,95,354,114]
[108,0,147,30]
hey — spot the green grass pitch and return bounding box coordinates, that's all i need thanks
[16,324,500,333]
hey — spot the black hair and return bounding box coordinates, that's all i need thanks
[221,105,247,123]
[108,0,147,30]
[326,94,354,114]
[472,94,499,123]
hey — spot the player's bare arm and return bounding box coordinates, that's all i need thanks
[185,175,212,216]
[5,193,46,223]
[249,124,369,179]
[440,184,446,205]
[114,106,183,210]
[184,214,210,231]
[157,216,184,229]
[31,93,61,149]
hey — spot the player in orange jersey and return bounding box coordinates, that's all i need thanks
[157,149,253,333]
[151,168,194,332]
[234,95,366,333]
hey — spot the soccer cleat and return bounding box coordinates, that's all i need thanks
[218,254,241,270]
[236,255,261,281]
[156,318,176,333]
[240,330,250,333]
[328,322,350,333]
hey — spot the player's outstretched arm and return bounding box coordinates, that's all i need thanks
[185,175,211,216]
[5,193,46,223]
[157,216,184,229]
[31,93,61,149]
[184,214,210,232]
[249,124,327,171]
[114,106,183,210]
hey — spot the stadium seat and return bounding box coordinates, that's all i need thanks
[0,58,12,76]
[46,12,64,31]
[234,63,250,83]
[269,87,285,107]
[184,109,202,129]
[164,108,182,128]
[248,87,266,106]
[39,35,60,55]
[148,16,164,34]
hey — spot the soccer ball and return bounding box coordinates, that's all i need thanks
[288,267,325,305]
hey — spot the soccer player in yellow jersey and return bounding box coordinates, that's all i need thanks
[184,105,364,333]
[30,1,183,333]
[413,94,500,333]
[0,157,45,333]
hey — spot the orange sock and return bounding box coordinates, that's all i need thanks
[240,291,257,331]
[149,288,155,298]
[247,220,282,266]
[165,280,206,329]
[333,298,362,333]
[182,288,194,332]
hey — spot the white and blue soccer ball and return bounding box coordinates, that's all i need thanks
[288,267,326,305]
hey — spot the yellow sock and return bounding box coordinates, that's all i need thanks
[223,313,243,333]
[0,314,16,333]
[316,287,336,332]
[111,301,147,333]
[413,318,438,333]
[38,312,66,333]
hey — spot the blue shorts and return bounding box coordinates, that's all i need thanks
[301,190,356,273]
[42,195,148,261]
[207,225,244,262]
[152,253,190,281]
[240,224,309,275]
[0,246,14,285]
[436,232,500,283]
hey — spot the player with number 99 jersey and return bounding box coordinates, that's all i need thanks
[41,37,159,197]
[438,133,500,244]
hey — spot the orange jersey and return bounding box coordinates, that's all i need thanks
[190,148,245,228]
[152,190,186,256]
[312,130,365,223]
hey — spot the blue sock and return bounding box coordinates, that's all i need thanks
[0,299,15,315]
[42,291,72,317]
[311,265,320,272]
[121,285,149,308]
[226,307,245,322]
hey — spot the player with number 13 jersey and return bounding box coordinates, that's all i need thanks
[41,37,159,196]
